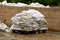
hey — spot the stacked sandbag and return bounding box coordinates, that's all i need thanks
[7,3,28,7]
[0,0,50,8]
[1,0,28,7]
[10,9,47,31]
[28,2,50,8]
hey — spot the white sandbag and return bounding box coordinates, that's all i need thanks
[7,2,28,7]
[16,2,28,7]
[25,9,45,17]
[0,23,8,30]
[28,2,50,8]
[0,0,50,8]
[0,2,2,5]
[1,0,28,7]
[29,2,45,7]
[10,24,23,30]
[1,0,50,8]
[1,0,8,6]
[0,22,10,32]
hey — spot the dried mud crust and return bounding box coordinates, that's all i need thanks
[0,31,60,40]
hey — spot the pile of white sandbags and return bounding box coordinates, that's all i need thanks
[10,9,47,31]
[0,21,10,32]
[28,2,50,8]
[2,0,28,7]
[0,0,50,8]
[6,3,28,7]
[1,0,28,7]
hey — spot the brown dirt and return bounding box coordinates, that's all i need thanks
[0,31,60,40]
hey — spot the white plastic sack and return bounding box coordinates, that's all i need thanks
[1,0,8,6]
[28,2,50,8]
[0,0,50,8]
[7,3,28,7]
[0,2,2,5]
[0,22,10,32]
[1,0,28,7]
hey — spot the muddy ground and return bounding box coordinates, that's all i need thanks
[0,31,60,40]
